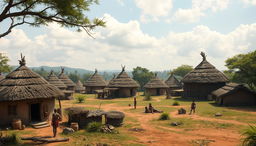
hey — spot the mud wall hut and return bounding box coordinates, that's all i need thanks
[75,80,86,93]
[211,83,256,106]
[58,68,75,99]
[182,52,229,100]
[165,73,183,96]
[0,55,63,127]
[144,74,168,96]
[84,69,107,94]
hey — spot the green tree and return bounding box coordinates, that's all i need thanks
[171,65,193,77]
[132,66,154,91]
[69,72,80,83]
[225,50,256,90]
[0,53,11,73]
[0,0,105,38]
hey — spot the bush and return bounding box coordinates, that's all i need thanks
[242,125,256,146]
[86,122,102,132]
[172,101,180,106]
[76,95,85,103]
[143,93,152,101]
[0,133,20,145]
[159,113,170,120]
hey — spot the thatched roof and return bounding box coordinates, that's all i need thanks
[47,71,67,89]
[75,80,85,91]
[0,55,63,102]
[165,73,182,88]
[58,67,75,87]
[0,73,4,81]
[108,66,139,88]
[182,52,229,83]
[84,69,107,87]
[211,83,255,97]
[144,74,168,88]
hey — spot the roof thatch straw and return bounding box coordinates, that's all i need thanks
[182,52,229,83]
[0,54,64,102]
[47,70,67,89]
[108,66,139,88]
[165,73,182,88]
[84,69,107,87]
[75,80,85,92]
[0,73,4,81]
[211,83,255,97]
[58,67,75,87]
[144,74,168,88]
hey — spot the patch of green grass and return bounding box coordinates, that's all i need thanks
[86,122,102,132]
[242,125,256,146]
[159,113,170,120]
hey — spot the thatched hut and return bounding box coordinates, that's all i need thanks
[75,80,86,93]
[0,55,63,127]
[144,74,168,96]
[84,69,107,94]
[182,52,229,100]
[0,73,5,81]
[58,68,75,99]
[211,83,256,106]
[165,73,183,96]
[107,66,139,98]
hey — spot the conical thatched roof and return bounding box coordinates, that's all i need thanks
[75,80,85,91]
[182,52,229,83]
[165,73,182,88]
[58,67,75,87]
[108,66,139,88]
[84,69,107,87]
[0,73,4,81]
[0,55,63,102]
[144,74,168,88]
[47,71,67,89]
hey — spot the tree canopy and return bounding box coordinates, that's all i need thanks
[225,50,256,90]
[0,0,105,38]
[0,53,11,73]
[171,65,193,77]
[132,66,154,91]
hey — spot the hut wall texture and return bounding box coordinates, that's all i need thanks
[183,83,225,100]
[118,88,137,97]
[86,86,105,94]
[0,98,55,127]
[220,91,256,106]
[145,88,166,96]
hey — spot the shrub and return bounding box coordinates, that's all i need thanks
[76,95,85,103]
[143,93,152,101]
[159,113,170,120]
[172,101,180,106]
[86,122,102,132]
[242,125,256,146]
[0,133,20,145]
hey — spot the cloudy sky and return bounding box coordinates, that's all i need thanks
[1,0,256,71]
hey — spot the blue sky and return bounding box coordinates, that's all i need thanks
[1,0,256,71]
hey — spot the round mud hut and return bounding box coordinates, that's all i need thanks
[107,66,139,98]
[0,55,63,127]
[58,68,75,99]
[144,74,169,96]
[165,73,183,96]
[75,80,86,93]
[182,52,229,100]
[84,69,107,94]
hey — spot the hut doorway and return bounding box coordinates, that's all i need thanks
[156,89,160,95]
[30,103,41,122]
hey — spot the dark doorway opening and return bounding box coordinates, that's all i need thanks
[130,89,133,96]
[31,103,41,122]
[156,89,160,95]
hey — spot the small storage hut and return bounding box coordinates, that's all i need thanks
[58,68,75,99]
[211,83,256,106]
[75,80,86,93]
[165,73,183,96]
[0,55,63,127]
[107,66,139,98]
[144,74,169,96]
[182,52,229,100]
[84,69,107,94]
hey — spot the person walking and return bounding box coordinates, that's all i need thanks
[51,109,61,137]
[134,96,137,109]
[189,100,196,115]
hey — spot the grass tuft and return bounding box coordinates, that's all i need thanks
[159,113,170,120]
[242,125,256,146]
[86,122,102,132]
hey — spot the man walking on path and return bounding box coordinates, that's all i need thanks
[134,96,137,109]
[189,100,196,115]
[52,109,61,137]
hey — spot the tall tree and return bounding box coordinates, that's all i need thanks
[171,65,193,77]
[0,0,105,38]
[0,53,11,73]
[132,66,154,91]
[225,50,256,90]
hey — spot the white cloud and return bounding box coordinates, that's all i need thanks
[192,0,230,12]
[0,14,255,71]
[134,0,173,22]
[241,0,256,5]
[172,8,205,23]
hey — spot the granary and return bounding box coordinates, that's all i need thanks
[165,73,183,96]
[182,52,229,100]
[144,74,169,96]
[0,55,63,127]
[107,66,139,98]
[58,67,75,99]
[75,80,86,93]
[211,83,256,106]
[84,69,107,94]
